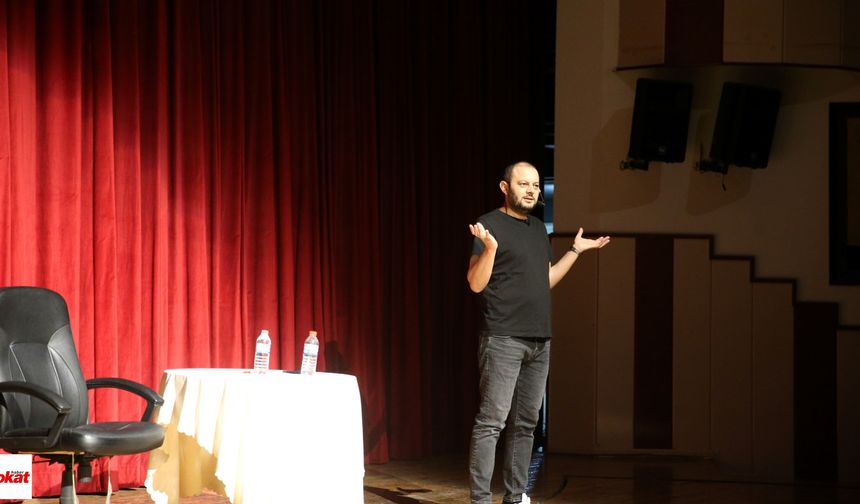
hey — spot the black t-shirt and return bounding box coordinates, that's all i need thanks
[471,209,552,339]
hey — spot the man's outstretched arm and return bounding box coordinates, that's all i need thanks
[549,227,610,288]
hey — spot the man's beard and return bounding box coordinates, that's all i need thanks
[507,194,536,215]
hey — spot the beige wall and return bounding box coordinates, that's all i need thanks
[548,235,802,481]
[555,0,860,325]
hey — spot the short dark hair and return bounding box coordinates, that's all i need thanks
[502,161,535,183]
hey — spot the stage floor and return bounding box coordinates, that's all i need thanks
[23,452,860,503]
[365,452,860,504]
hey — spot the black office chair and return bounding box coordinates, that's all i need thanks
[0,286,165,503]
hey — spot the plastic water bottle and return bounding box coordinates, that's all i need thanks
[300,330,319,375]
[253,329,271,373]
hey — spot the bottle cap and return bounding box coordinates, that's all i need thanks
[309,330,317,336]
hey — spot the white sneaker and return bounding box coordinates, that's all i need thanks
[520,494,531,504]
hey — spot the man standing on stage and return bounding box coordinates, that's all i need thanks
[467,161,609,504]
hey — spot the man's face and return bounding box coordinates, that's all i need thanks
[504,164,541,214]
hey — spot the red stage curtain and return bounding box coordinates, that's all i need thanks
[0,0,544,495]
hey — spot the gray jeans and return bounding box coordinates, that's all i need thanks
[469,335,550,504]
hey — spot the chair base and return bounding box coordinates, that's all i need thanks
[60,461,77,504]
[33,454,93,504]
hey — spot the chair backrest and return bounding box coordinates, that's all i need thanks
[0,287,88,432]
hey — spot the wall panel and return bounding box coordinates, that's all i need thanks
[794,303,838,480]
[549,239,599,452]
[752,282,795,482]
[710,259,753,475]
[723,0,783,62]
[634,236,674,448]
[838,329,860,483]
[783,0,841,65]
[673,239,712,455]
[595,237,636,450]
[617,0,666,67]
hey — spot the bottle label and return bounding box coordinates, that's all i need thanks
[303,343,319,356]
[256,342,271,353]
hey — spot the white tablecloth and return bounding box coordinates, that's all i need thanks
[145,368,364,503]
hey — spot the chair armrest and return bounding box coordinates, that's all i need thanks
[86,378,164,422]
[0,381,71,448]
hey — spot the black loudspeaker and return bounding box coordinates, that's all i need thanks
[709,82,780,168]
[627,78,693,164]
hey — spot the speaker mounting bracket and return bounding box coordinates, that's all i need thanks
[620,158,650,170]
